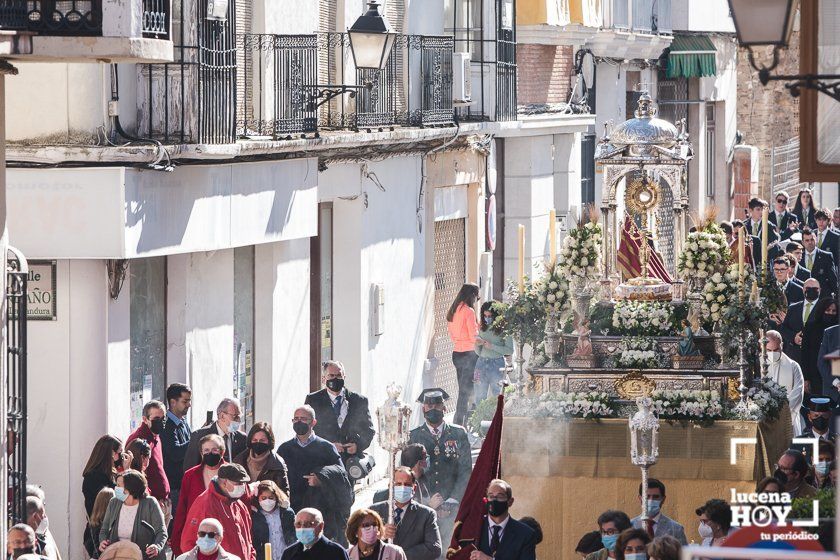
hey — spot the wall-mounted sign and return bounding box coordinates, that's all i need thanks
[27,260,57,320]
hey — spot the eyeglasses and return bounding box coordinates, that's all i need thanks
[223,410,242,422]
[486,494,508,501]
[295,521,319,528]
[360,522,378,529]
[197,531,218,539]
[774,463,795,474]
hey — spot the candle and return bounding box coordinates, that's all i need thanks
[518,224,525,294]
[737,227,745,299]
[549,209,557,266]
[761,206,769,278]
[265,543,271,560]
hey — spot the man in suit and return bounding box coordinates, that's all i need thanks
[773,257,805,304]
[373,443,432,506]
[408,388,472,541]
[304,360,375,483]
[630,479,687,545]
[471,479,536,560]
[771,191,800,240]
[786,245,812,284]
[371,466,442,560]
[280,508,349,560]
[818,324,840,403]
[745,197,782,271]
[183,398,247,470]
[781,279,822,372]
[798,397,838,443]
[801,228,837,295]
[815,209,840,264]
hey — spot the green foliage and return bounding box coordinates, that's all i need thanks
[790,487,835,520]
[496,282,547,349]
[589,303,615,336]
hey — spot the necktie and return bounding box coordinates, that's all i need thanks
[753,221,759,236]
[805,302,813,323]
[645,519,655,539]
[776,213,782,229]
[807,253,814,269]
[490,526,501,554]
[819,232,824,248]
[225,434,232,461]
[394,507,403,525]
[333,395,342,418]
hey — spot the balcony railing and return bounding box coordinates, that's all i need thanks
[141,31,455,144]
[608,0,670,33]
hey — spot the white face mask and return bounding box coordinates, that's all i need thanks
[698,523,714,539]
[36,516,49,535]
[767,350,782,363]
[259,499,277,512]
[228,483,246,499]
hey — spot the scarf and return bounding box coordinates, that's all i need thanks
[246,451,270,481]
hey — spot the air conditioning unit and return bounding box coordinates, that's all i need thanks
[453,52,472,106]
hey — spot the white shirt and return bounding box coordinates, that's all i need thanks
[327,388,349,428]
[117,503,139,541]
[767,353,805,435]
[214,423,234,461]
[487,515,510,544]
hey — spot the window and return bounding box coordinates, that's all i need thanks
[705,103,715,198]
[233,246,255,429]
[129,257,167,430]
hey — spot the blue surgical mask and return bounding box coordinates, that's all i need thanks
[114,487,128,502]
[483,316,493,325]
[625,554,647,560]
[296,528,317,546]
[816,461,831,476]
[196,536,217,554]
[646,499,661,517]
[393,485,414,504]
[601,534,618,552]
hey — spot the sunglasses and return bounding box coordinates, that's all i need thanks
[197,531,218,539]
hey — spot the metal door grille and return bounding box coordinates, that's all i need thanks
[6,249,27,525]
[432,218,466,402]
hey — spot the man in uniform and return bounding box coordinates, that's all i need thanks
[408,388,472,544]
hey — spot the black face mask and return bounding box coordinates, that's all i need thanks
[250,441,272,455]
[773,468,789,486]
[812,416,830,431]
[202,452,222,467]
[114,454,123,469]
[424,409,444,425]
[326,378,345,393]
[150,418,165,435]
[487,499,510,517]
[805,287,820,301]
[12,547,34,559]
[293,421,311,436]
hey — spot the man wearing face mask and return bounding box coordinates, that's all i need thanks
[372,444,432,506]
[175,518,239,560]
[23,497,57,560]
[181,464,255,560]
[629,479,687,545]
[7,524,48,560]
[304,361,375,482]
[818,324,840,403]
[184,398,248,470]
[781,278,822,371]
[469,479,536,560]
[764,330,805,435]
[408,389,472,542]
[585,511,631,560]
[371,467,441,560]
[281,508,349,560]
[775,449,818,500]
[126,400,171,515]
[277,406,353,546]
[799,397,838,443]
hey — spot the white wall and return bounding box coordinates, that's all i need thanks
[594,63,628,204]
[256,0,319,34]
[671,0,734,33]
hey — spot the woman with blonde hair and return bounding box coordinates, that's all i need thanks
[84,487,115,557]
[251,480,295,560]
[345,509,406,560]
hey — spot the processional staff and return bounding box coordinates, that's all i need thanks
[376,384,413,539]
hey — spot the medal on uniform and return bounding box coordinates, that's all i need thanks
[434,444,441,456]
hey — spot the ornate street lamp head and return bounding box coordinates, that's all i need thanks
[629,396,660,467]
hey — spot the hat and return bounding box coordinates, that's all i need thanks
[417,388,450,405]
[806,396,834,413]
[217,463,250,483]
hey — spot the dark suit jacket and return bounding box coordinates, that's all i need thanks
[371,500,442,560]
[781,301,820,365]
[819,325,840,402]
[794,265,811,284]
[817,228,840,264]
[771,210,798,240]
[304,388,375,454]
[182,422,247,471]
[784,281,805,304]
[795,207,818,230]
[477,517,537,560]
[280,536,349,560]
[803,249,837,294]
[745,219,782,270]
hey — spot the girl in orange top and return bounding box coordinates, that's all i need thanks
[446,283,480,426]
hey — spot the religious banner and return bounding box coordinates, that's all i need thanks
[617,216,672,283]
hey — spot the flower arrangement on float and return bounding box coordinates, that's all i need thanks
[504,391,617,419]
[534,262,571,315]
[650,389,724,422]
[701,267,742,324]
[615,337,661,369]
[557,207,603,282]
[612,301,672,336]
[740,378,788,422]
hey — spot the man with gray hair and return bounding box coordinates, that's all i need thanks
[278,407,352,546]
[175,518,240,560]
[280,508,349,560]
[766,330,805,435]
[183,398,247,469]
[7,524,47,560]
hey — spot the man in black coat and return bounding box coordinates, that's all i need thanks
[473,479,537,560]
[744,197,782,271]
[304,360,375,482]
[771,191,799,240]
[183,398,247,470]
[280,508,349,560]
[786,245,812,284]
[772,257,804,307]
[781,279,822,374]
[815,209,840,265]
[801,228,837,295]
[161,383,192,515]
[277,405,353,546]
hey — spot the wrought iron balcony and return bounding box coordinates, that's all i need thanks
[140,31,455,145]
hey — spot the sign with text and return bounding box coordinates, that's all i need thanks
[27,261,57,320]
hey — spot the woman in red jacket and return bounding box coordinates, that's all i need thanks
[170,434,226,555]
[446,283,480,426]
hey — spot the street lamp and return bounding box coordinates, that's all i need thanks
[629,397,660,524]
[727,0,840,102]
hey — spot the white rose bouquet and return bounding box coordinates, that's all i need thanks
[739,378,789,422]
[616,336,661,369]
[676,230,730,286]
[700,265,751,324]
[557,206,603,282]
[612,300,673,336]
[650,389,724,423]
[534,262,570,315]
[504,391,617,419]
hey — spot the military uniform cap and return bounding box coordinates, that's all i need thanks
[806,396,835,413]
[417,388,450,404]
